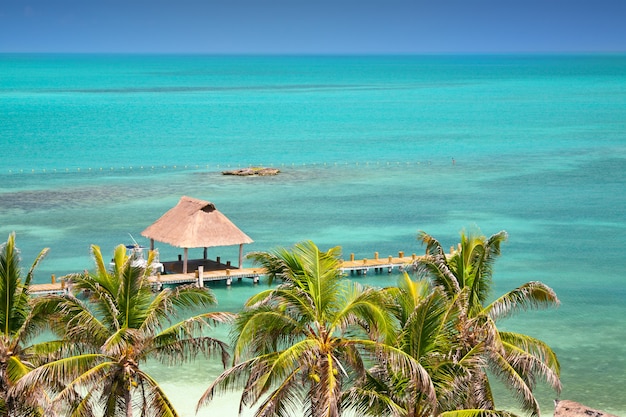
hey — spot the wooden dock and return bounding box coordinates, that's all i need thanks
[29,251,423,296]
[148,266,263,290]
[340,251,420,275]
[28,266,265,296]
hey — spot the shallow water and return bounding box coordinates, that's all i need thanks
[1,54,625,416]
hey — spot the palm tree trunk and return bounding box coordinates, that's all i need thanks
[125,386,133,417]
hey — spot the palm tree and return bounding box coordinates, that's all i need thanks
[347,270,529,417]
[14,243,233,417]
[416,229,561,416]
[0,232,51,417]
[343,273,466,417]
[198,241,434,417]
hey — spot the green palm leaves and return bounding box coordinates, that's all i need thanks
[0,233,49,416]
[2,228,560,417]
[202,232,561,417]
[417,230,561,416]
[15,243,232,417]
[199,241,403,417]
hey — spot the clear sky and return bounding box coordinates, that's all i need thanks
[1,0,625,54]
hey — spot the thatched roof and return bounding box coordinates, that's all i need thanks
[141,196,253,248]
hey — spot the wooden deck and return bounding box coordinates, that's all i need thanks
[29,251,424,295]
[148,267,264,290]
[340,252,420,275]
[29,282,68,295]
[161,258,236,274]
[27,267,264,295]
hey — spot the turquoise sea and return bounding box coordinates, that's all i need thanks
[1,54,625,416]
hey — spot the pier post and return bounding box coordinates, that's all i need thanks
[350,253,355,261]
[374,252,379,260]
[197,266,204,288]
[51,274,56,284]
[399,251,404,258]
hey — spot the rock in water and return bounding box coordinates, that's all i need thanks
[222,167,280,176]
[554,400,620,417]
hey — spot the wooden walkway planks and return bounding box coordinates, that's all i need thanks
[148,267,264,289]
[29,282,67,295]
[340,252,420,275]
[29,251,425,295]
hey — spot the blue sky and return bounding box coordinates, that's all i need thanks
[1,0,625,53]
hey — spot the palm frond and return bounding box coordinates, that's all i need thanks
[10,353,113,404]
[196,357,258,411]
[400,287,455,360]
[101,327,142,358]
[485,282,559,321]
[151,335,230,367]
[5,355,32,385]
[68,272,122,333]
[417,231,461,296]
[252,366,303,417]
[154,311,235,349]
[247,248,304,285]
[487,348,541,416]
[90,244,109,279]
[141,285,218,334]
[134,369,179,417]
[363,339,438,407]
[23,246,50,290]
[37,293,111,347]
[257,338,319,391]
[332,281,397,344]
[499,332,561,392]
[232,303,303,361]
[342,383,405,417]
[0,232,26,337]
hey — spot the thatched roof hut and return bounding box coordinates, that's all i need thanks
[141,196,253,273]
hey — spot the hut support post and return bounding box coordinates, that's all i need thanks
[150,239,154,251]
[239,244,244,268]
[183,248,189,274]
[203,247,207,260]
[197,266,204,288]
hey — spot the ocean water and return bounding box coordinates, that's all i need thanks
[1,54,625,416]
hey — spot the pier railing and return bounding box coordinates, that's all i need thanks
[29,247,460,296]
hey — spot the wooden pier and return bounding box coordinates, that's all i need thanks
[27,267,264,296]
[29,250,425,296]
[148,266,263,291]
[340,251,420,275]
